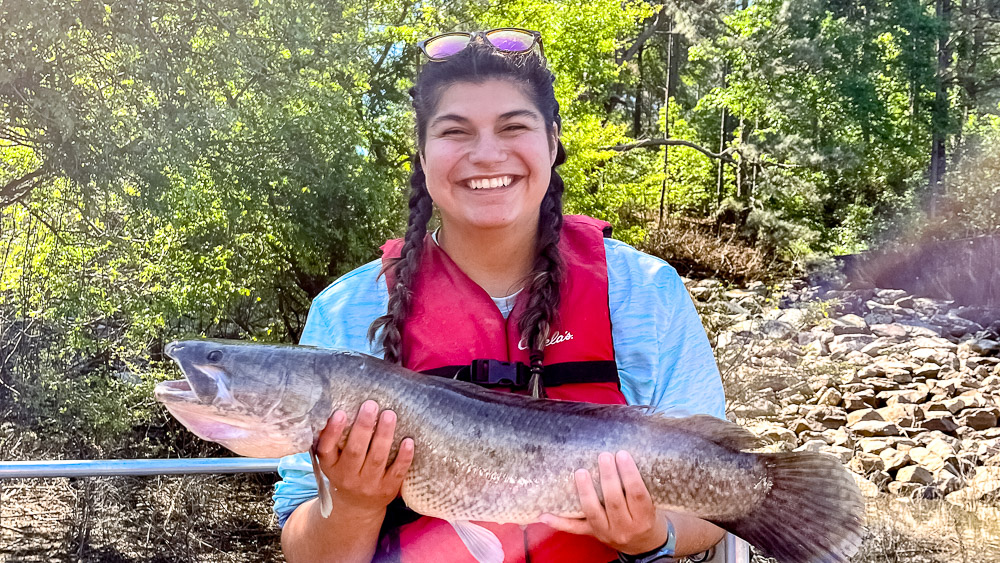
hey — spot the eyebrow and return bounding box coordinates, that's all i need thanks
[430,109,542,128]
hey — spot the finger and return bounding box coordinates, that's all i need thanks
[538,513,594,536]
[598,452,630,524]
[339,400,379,474]
[316,410,347,464]
[385,437,415,485]
[575,468,610,534]
[360,409,397,479]
[616,451,654,521]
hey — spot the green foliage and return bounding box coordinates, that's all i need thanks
[2,0,1000,447]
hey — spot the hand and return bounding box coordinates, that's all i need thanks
[314,400,415,516]
[539,450,668,555]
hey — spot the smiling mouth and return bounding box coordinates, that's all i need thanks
[466,175,516,190]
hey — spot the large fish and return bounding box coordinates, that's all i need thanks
[154,339,864,563]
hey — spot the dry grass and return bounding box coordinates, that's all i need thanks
[639,218,789,284]
[1,473,282,562]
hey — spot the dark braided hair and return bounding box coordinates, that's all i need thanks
[370,41,568,374]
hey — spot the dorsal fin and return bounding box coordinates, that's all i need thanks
[646,413,763,451]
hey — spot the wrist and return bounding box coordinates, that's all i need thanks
[618,516,676,563]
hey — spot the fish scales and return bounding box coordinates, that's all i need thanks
[305,352,770,523]
[156,340,864,563]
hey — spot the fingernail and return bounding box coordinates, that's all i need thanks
[599,452,614,465]
[332,411,346,425]
[616,450,631,462]
[382,410,396,424]
[362,400,377,414]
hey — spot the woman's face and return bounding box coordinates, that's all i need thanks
[420,79,558,235]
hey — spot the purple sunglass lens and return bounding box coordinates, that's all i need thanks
[425,35,471,59]
[486,31,534,52]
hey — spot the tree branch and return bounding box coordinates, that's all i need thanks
[604,138,739,163]
[0,169,48,208]
[619,8,669,64]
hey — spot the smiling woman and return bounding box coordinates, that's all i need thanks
[275,29,729,563]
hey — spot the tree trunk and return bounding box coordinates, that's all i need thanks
[634,44,644,138]
[658,20,674,225]
[928,0,952,217]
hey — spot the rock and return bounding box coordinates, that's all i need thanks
[759,426,798,449]
[912,336,958,350]
[913,363,942,378]
[817,387,843,406]
[761,320,796,340]
[731,398,781,418]
[860,339,896,356]
[858,438,890,454]
[961,409,998,431]
[917,413,959,434]
[805,405,847,429]
[880,448,911,472]
[831,314,869,335]
[850,421,901,437]
[871,323,908,338]
[876,404,920,427]
[849,452,886,473]
[926,437,958,459]
[843,392,875,410]
[853,474,882,498]
[790,418,825,435]
[874,289,909,303]
[830,334,877,357]
[777,308,808,328]
[888,481,924,496]
[896,465,935,485]
[945,467,1000,505]
[910,348,957,366]
[969,338,1000,355]
[795,439,828,453]
[935,469,964,496]
[847,408,884,426]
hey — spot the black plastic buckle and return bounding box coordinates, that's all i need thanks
[469,359,529,388]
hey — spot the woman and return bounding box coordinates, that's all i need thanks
[275,29,727,563]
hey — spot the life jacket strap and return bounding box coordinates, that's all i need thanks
[421,360,620,389]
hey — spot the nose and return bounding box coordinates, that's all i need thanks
[467,131,507,165]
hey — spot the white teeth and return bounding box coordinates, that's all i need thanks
[469,176,513,189]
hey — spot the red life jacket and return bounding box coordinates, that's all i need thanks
[375,215,625,563]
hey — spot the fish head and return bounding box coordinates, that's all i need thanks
[155,339,328,458]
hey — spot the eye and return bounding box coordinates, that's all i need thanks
[207,350,223,362]
[503,124,527,132]
[441,128,465,136]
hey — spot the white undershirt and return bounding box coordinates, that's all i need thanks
[432,228,521,319]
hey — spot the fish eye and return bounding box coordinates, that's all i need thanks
[207,350,223,362]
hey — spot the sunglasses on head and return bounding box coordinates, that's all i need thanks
[417,28,544,62]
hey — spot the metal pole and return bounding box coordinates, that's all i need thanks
[0,458,280,479]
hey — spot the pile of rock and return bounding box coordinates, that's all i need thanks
[686,278,1000,505]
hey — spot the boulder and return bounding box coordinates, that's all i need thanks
[960,409,998,431]
[831,314,869,335]
[896,465,935,485]
[916,413,959,434]
[847,408,883,426]
[850,421,901,437]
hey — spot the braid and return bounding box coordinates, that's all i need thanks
[518,167,566,391]
[368,158,434,364]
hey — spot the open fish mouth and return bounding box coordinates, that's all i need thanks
[153,379,196,403]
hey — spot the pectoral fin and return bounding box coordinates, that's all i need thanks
[309,444,333,518]
[448,520,503,563]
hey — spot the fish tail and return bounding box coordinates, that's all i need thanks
[721,451,864,563]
